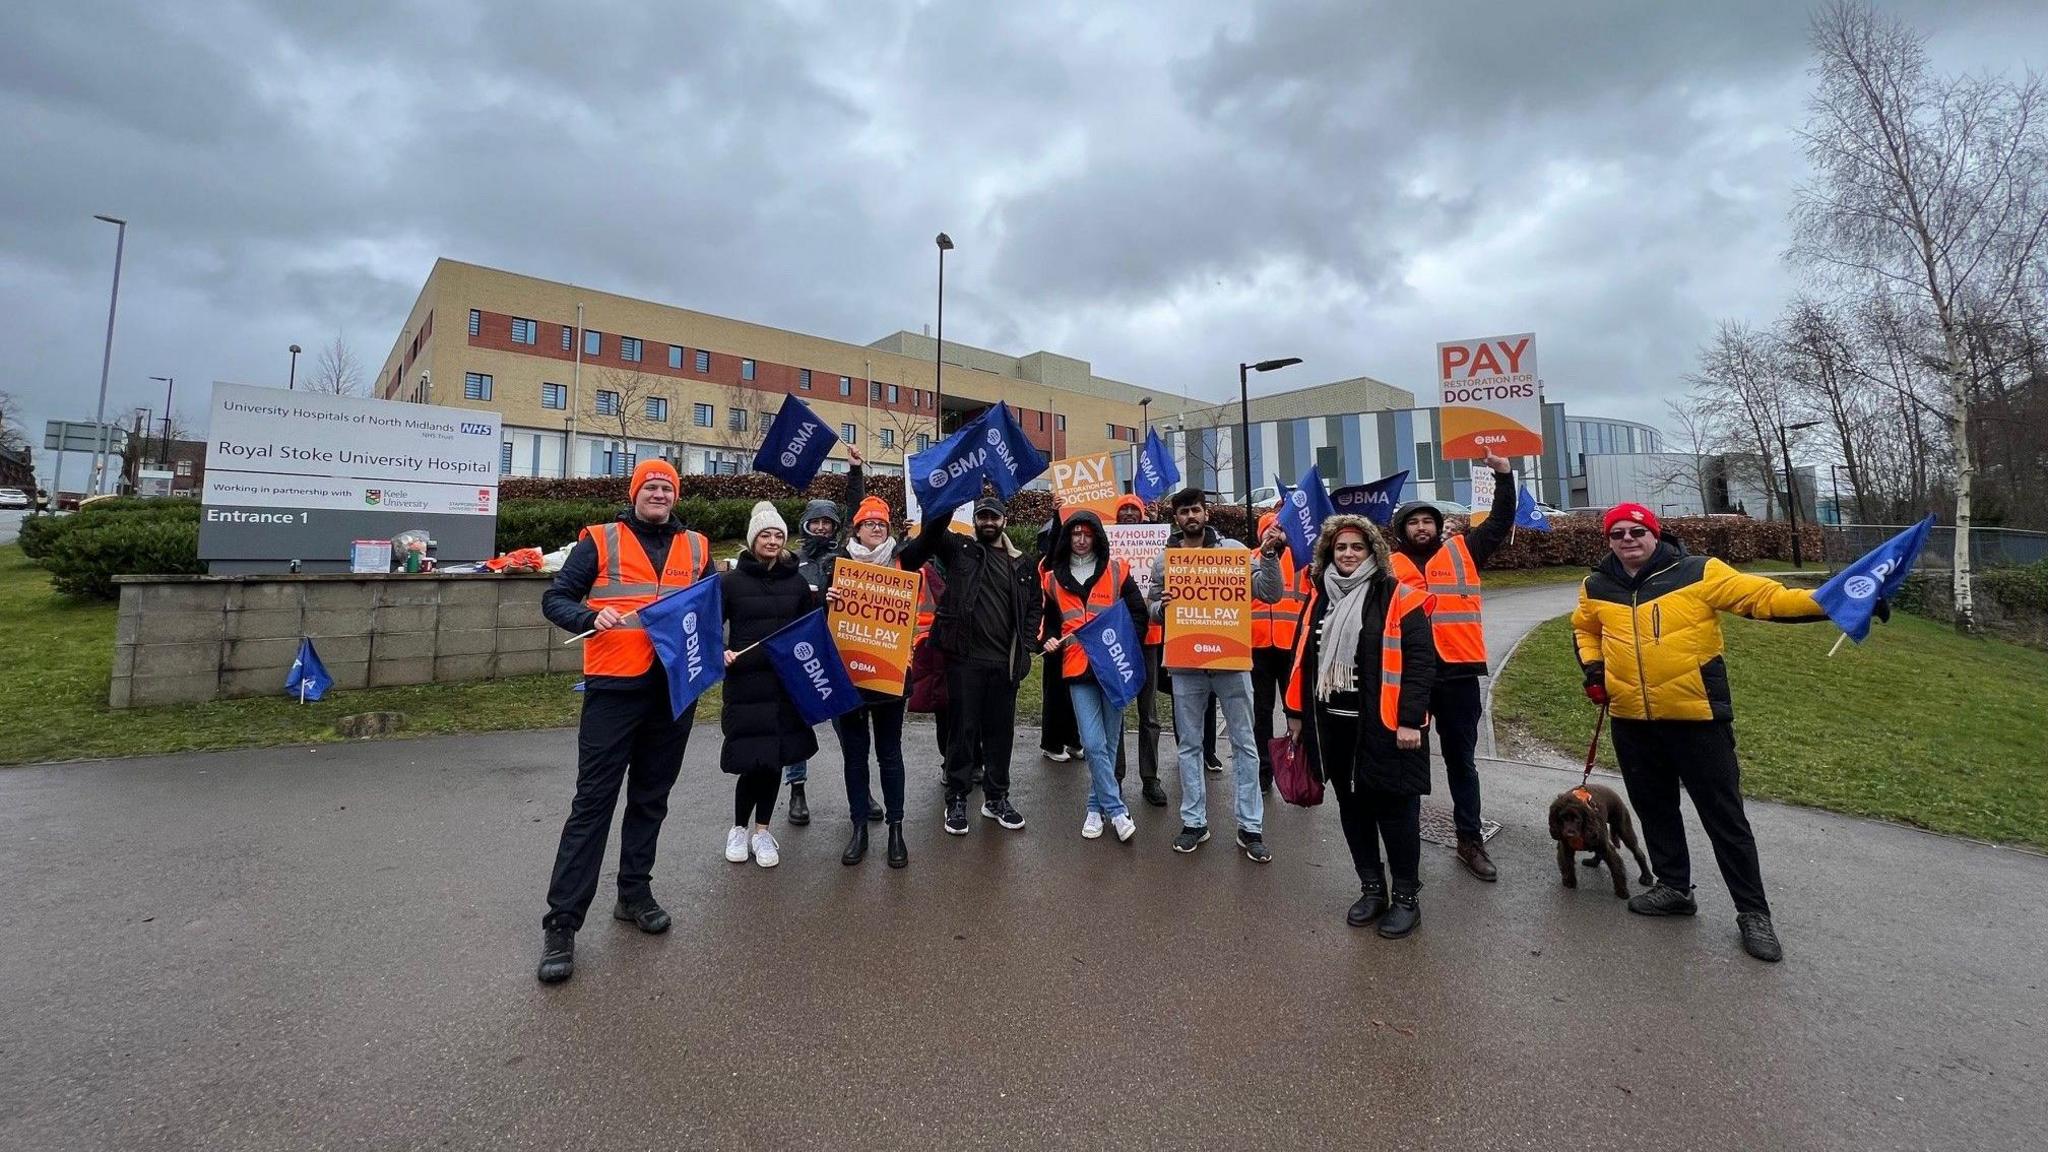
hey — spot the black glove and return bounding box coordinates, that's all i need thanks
[1874,598,1891,624]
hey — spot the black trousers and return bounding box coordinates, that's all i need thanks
[733,767,780,827]
[1250,646,1294,786]
[1320,709,1423,891]
[945,660,1017,802]
[1430,677,1485,840]
[1114,643,1162,785]
[1039,651,1079,753]
[1611,718,1770,915]
[543,684,694,933]
[835,697,907,823]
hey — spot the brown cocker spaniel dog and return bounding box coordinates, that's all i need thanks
[1548,784,1653,898]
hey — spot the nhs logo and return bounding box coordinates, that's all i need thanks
[459,422,493,436]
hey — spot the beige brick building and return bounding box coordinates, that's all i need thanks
[374,259,1186,483]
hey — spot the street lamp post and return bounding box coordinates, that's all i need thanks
[288,344,301,390]
[89,214,127,496]
[1777,419,1821,568]
[1139,396,1152,436]
[933,233,952,436]
[1239,357,1303,524]
[148,376,174,467]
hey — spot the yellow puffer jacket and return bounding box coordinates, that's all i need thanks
[1571,541,1828,722]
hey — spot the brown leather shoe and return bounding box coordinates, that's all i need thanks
[1456,838,1499,882]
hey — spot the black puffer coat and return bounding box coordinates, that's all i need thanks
[719,550,821,774]
[1290,575,1438,794]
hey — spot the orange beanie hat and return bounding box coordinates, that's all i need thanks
[852,495,892,529]
[629,459,680,500]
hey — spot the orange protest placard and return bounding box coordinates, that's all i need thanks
[1048,451,1122,517]
[826,560,921,695]
[1163,549,1253,671]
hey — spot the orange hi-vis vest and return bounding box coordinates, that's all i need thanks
[582,521,710,678]
[1253,554,1311,650]
[1285,581,1433,731]
[1388,535,1486,665]
[1042,557,1130,679]
[912,564,939,647]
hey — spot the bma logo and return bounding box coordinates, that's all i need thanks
[781,421,819,469]
[984,427,1003,447]
[926,468,949,489]
[459,422,492,436]
[1099,626,1118,644]
[792,641,815,662]
[1846,557,1900,600]
[681,612,699,636]
[1289,489,1308,508]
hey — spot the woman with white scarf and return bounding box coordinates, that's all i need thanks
[820,497,913,868]
[1283,515,1439,938]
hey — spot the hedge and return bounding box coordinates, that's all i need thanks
[44,517,205,600]
[496,497,812,553]
[19,499,201,562]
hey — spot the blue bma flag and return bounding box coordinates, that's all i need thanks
[1278,464,1337,564]
[1814,515,1935,643]
[752,396,840,488]
[1074,598,1144,712]
[762,609,863,725]
[636,577,727,719]
[285,637,332,703]
[1331,470,1409,526]
[907,401,1048,518]
[1135,427,1180,504]
[1514,485,1553,532]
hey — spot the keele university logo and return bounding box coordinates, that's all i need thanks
[364,489,382,506]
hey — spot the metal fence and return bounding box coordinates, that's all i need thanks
[1822,524,2048,569]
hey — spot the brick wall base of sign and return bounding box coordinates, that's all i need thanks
[109,573,576,709]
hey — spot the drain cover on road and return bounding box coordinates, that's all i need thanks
[1419,803,1500,847]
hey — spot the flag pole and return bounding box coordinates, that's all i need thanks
[1827,631,1850,658]
[563,586,693,643]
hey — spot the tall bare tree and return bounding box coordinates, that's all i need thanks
[589,367,674,472]
[1651,394,1722,514]
[303,333,365,396]
[1689,321,1789,521]
[0,389,27,452]
[1778,296,1878,522]
[1791,0,2048,629]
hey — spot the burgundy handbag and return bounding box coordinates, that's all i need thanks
[1270,733,1322,807]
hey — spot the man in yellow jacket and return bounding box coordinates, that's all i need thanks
[1571,503,1831,963]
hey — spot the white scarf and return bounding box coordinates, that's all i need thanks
[846,536,897,566]
[1316,557,1378,702]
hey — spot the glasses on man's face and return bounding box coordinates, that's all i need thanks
[1607,527,1651,541]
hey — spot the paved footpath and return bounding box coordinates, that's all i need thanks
[3,583,2044,1150]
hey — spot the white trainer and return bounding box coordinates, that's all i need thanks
[724,825,750,863]
[1112,813,1137,842]
[1082,811,1104,839]
[751,830,780,868]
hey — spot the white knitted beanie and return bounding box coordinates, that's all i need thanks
[747,500,789,547]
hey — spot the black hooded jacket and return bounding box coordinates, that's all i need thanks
[1393,469,1516,679]
[1037,511,1151,683]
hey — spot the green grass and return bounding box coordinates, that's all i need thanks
[1494,610,2048,849]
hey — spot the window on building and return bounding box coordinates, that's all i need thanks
[468,309,480,337]
[695,349,710,373]
[595,390,620,416]
[741,359,756,381]
[798,369,812,390]
[839,376,852,396]
[541,382,568,409]
[915,433,930,451]
[620,337,642,363]
[463,372,493,401]
[1414,443,1434,482]
[1056,414,1066,431]
[879,428,895,449]
[1036,411,1045,430]
[1107,423,1118,439]
[693,403,713,427]
[870,381,883,401]
[841,423,858,445]
[176,460,193,477]
[584,330,602,357]
[501,442,515,473]
[729,408,748,432]
[511,318,536,345]
[561,325,574,351]
[646,397,668,422]
[886,384,899,404]
[668,345,683,369]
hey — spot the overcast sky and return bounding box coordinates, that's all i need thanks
[4,0,2043,479]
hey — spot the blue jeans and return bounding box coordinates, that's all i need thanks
[833,699,906,823]
[1171,669,1262,833]
[1068,679,1128,820]
[783,759,808,785]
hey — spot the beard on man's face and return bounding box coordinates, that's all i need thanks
[975,521,1004,543]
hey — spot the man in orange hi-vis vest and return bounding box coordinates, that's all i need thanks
[1251,510,1312,793]
[534,459,714,985]
[1387,452,1517,882]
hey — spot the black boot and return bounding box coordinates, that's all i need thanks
[886,821,909,869]
[536,930,575,984]
[788,783,810,826]
[1347,870,1388,927]
[1378,886,1421,939]
[1141,778,1169,807]
[866,795,885,823]
[841,821,868,865]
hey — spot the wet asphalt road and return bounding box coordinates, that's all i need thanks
[3,721,2044,1151]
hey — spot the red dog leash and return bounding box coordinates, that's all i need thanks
[1581,703,1608,790]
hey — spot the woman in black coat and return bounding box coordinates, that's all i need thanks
[1284,515,1438,938]
[720,501,820,869]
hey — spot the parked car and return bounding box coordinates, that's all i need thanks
[1251,486,1282,510]
[0,487,28,510]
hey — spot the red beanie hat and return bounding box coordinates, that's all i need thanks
[629,459,680,500]
[1602,502,1661,537]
